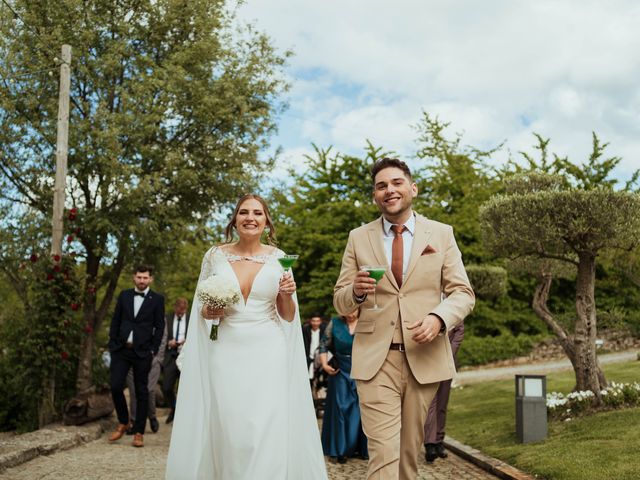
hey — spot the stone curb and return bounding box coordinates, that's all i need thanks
[0,418,115,473]
[444,437,537,480]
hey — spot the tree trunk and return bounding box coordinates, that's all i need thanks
[38,376,56,428]
[75,252,100,393]
[531,266,605,402]
[573,253,605,401]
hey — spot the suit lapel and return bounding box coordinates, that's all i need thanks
[404,215,433,284]
[124,290,135,320]
[366,217,398,290]
[135,291,153,319]
[166,314,174,340]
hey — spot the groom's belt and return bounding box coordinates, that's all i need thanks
[389,343,405,352]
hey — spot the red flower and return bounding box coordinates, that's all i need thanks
[68,214,76,221]
[46,273,54,281]
[70,207,77,215]
[67,235,74,242]
[70,303,80,311]
[53,254,61,262]
[87,287,96,294]
[61,351,69,360]
[75,227,81,235]
[84,325,94,334]
[53,265,61,272]
[30,253,38,262]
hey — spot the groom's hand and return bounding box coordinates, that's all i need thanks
[353,270,376,297]
[407,314,444,344]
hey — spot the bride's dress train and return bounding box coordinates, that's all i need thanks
[166,247,327,479]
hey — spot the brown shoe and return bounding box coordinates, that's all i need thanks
[132,433,144,448]
[108,422,131,442]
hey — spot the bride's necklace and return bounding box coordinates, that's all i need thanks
[223,246,273,264]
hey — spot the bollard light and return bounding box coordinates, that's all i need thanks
[515,374,547,443]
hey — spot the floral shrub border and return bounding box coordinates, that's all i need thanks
[547,381,640,421]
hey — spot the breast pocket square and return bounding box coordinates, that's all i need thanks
[421,245,437,255]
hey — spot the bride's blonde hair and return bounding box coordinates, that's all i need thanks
[224,194,277,246]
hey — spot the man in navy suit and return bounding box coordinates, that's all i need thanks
[108,264,165,448]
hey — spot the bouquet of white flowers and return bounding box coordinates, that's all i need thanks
[196,275,241,341]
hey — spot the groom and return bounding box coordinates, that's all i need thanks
[333,158,474,479]
[108,264,165,448]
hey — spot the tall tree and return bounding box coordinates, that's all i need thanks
[480,135,640,400]
[0,0,288,394]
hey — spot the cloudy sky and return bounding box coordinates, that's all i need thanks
[237,1,640,182]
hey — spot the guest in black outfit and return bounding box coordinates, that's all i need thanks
[302,313,327,417]
[163,297,189,424]
[302,313,326,384]
[108,264,165,448]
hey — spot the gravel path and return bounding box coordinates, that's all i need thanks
[456,349,639,385]
[0,411,496,479]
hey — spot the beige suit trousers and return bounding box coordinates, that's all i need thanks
[357,350,439,480]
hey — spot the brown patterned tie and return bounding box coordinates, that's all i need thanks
[391,224,406,287]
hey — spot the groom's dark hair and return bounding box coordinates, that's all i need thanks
[134,264,154,275]
[371,157,412,183]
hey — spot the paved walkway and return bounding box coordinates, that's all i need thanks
[456,349,639,385]
[3,351,637,479]
[0,412,497,479]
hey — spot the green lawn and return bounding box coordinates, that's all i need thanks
[447,361,640,480]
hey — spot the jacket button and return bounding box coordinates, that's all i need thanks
[390,321,395,326]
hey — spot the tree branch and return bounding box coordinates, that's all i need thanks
[532,272,575,358]
[0,160,46,210]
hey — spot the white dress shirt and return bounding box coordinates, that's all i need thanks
[127,287,149,343]
[382,213,416,283]
[308,328,320,379]
[173,314,187,343]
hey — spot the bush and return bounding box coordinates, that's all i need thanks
[466,265,508,301]
[0,252,82,431]
[457,333,541,367]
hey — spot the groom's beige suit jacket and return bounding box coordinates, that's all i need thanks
[334,214,475,384]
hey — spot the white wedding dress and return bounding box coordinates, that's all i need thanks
[165,247,327,480]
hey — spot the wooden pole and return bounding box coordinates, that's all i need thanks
[51,44,71,257]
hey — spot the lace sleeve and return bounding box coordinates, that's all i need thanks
[198,247,217,283]
[318,320,333,354]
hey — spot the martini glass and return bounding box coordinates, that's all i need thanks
[278,254,299,273]
[361,265,386,311]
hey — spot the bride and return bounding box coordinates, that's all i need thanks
[165,194,327,479]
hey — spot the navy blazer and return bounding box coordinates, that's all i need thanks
[108,288,165,358]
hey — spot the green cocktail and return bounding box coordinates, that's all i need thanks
[366,267,385,284]
[362,265,386,310]
[278,254,299,272]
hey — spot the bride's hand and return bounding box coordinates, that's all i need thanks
[278,272,296,296]
[202,305,224,319]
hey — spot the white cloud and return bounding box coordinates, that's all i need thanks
[238,0,640,182]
